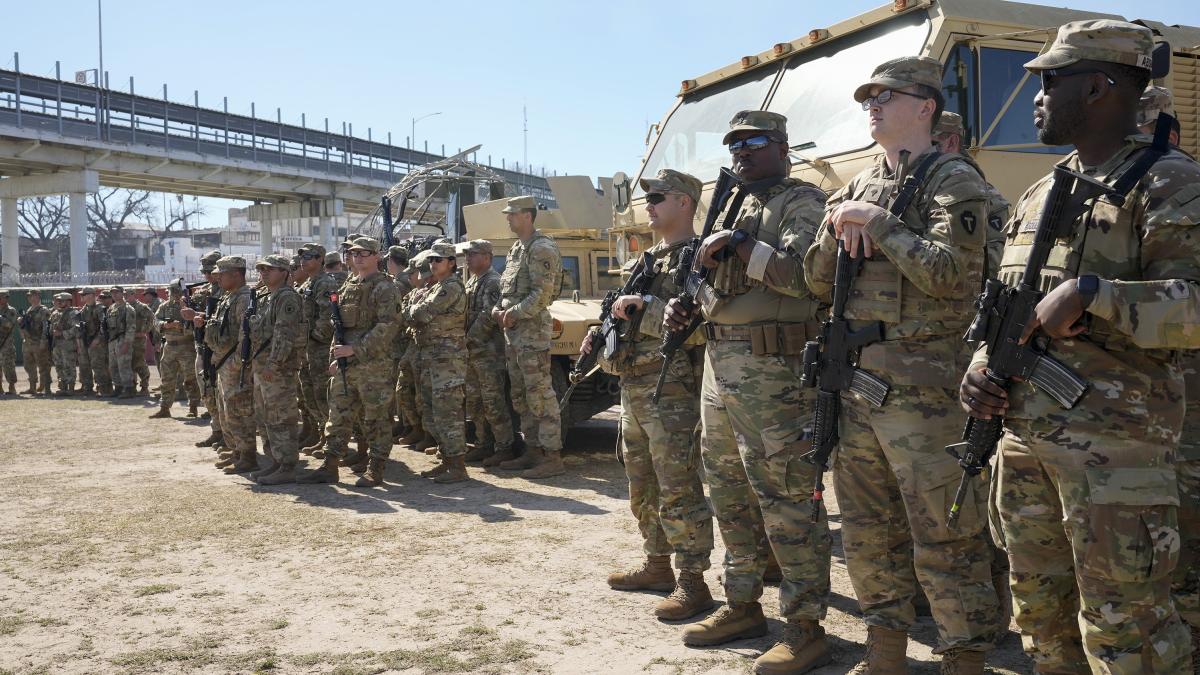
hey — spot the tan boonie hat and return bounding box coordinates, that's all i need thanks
[324,251,342,265]
[348,236,381,253]
[935,111,966,137]
[854,56,943,103]
[1024,20,1154,72]
[1138,85,1174,127]
[722,110,788,145]
[427,241,457,259]
[215,256,247,272]
[255,253,291,270]
[501,195,537,213]
[639,169,703,203]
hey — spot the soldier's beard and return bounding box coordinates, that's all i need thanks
[1038,97,1085,147]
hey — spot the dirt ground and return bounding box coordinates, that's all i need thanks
[0,370,1033,674]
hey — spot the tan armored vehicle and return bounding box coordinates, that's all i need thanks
[610,0,1199,245]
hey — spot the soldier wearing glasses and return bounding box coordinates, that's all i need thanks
[294,243,340,454]
[663,110,832,674]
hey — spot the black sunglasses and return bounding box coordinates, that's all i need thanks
[427,256,446,262]
[860,89,929,110]
[645,193,671,205]
[727,135,774,153]
[1040,68,1115,92]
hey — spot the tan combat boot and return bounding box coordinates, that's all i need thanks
[196,431,223,448]
[6,383,15,395]
[522,449,565,479]
[118,386,136,399]
[848,625,909,674]
[297,455,340,484]
[655,571,714,621]
[420,457,449,478]
[939,649,984,675]
[681,601,768,646]
[215,450,239,469]
[149,404,172,419]
[187,402,199,418]
[258,463,297,485]
[433,456,468,484]
[398,425,424,445]
[482,446,518,468]
[424,443,441,456]
[607,555,675,592]
[464,444,494,464]
[138,381,149,395]
[355,457,386,487]
[225,450,257,474]
[754,619,831,674]
[414,434,437,454]
[343,449,369,474]
[500,447,541,471]
[249,455,280,481]
[301,433,326,457]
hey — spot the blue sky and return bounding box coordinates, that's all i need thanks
[4,0,1196,227]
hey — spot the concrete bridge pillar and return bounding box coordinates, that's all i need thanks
[69,192,88,283]
[260,218,273,259]
[1,197,17,286]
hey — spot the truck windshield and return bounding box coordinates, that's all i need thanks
[638,10,930,188]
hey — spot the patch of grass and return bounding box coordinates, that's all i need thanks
[133,583,179,597]
[268,618,289,630]
[459,624,494,637]
[109,646,214,670]
[34,616,69,627]
[473,603,486,611]
[415,608,441,619]
[0,614,25,636]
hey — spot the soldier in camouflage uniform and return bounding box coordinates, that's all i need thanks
[1137,82,1199,667]
[664,111,832,673]
[460,239,515,464]
[935,111,1010,278]
[299,237,400,486]
[492,195,566,479]
[18,290,51,395]
[805,58,1003,674]
[48,293,80,395]
[246,255,304,485]
[0,290,17,395]
[592,169,714,622]
[129,293,155,396]
[203,257,258,474]
[186,252,225,448]
[149,281,201,419]
[405,241,471,483]
[104,286,137,398]
[385,246,416,438]
[399,257,436,452]
[295,243,340,454]
[960,21,1200,673]
[77,287,110,396]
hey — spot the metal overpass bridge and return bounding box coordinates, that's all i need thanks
[0,54,553,283]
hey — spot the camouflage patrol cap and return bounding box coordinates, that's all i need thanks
[214,256,247,272]
[638,169,703,204]
[501,195,537,213]
[324,251,342,265]
[934,111,966,137]
[722,110,788,145]
[80,286,97,296]
[108,285,125,294]
[1138,85,1174,127]
[405,249,432,275]
[98,290,111,299]
[299,242,327,258]
[1024,20,1154,72]
[0,289,8,297]
[201,250,222,264]
[53,292,72,302]
[427,241,457,259]
[27,289,40,296]
[255,253,292,270]
[463,239,492,255]
[347,236,381,253]
[387,245,410,264]
[854,56,944,103]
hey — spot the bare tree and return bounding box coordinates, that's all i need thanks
[87,188,156,246]
[150,194,206,240]
[16,196,69,250]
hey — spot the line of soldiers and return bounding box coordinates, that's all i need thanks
[593,21,1199,675]
[0,285,162,400]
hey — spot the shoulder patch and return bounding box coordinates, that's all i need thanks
[960,211,978,235]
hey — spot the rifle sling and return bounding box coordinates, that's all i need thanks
[889,150,942,218]
[213,345,238,371]
[1108,111,1173,200]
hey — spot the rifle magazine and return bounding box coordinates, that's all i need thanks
[850,368,890,408]
[1029,353,1090,409]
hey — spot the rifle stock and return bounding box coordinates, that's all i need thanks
[329,293,349,394]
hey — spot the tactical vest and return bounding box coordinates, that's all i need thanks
[499,231,560,307]
[209,286,249,353]
[159,302,192,345]
[701,179,823,326]
[424,276,467,344]
[609,241,683,373]
[132,301,154,333]
[337,273,388,339]
[842,154,980,328]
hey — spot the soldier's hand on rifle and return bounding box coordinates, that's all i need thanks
[960,365,1008,419]
[664,297,691,332]
[612,295,644,321]
[327,361,339,376]
[828,200,882,259]
[180,307,196,321]
[498,309,517,329]
[698,230,745,269]
[331,344,354,360]
[1020,278,1087,344]
[579,332,594,357]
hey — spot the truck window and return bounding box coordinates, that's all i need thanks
[942,43,978,145]
[638,66,780,188]
[491,255,506,275]
[560,256,581,297]
[767,11,930,158]
[978,47,1069,154]
[594,256,621,292]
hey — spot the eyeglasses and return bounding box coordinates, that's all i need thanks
[1039,68,1116,92]
[347,250,376,259]
[299,252,320,260]
[727,135,773,153]
[860,89,929,110]
[645,193,669,205]
[427,256,447,263]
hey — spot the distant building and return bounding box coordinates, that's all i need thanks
[223,207,356,249]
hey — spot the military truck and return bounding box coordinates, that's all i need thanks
[609,0,1199,245]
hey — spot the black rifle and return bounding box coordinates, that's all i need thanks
[238,289,259,387]
[382,196,395,249]
[652,167,743,403]
[559,249,656,411]
[800,241,890,521]
[329,292,349,394]
[201,294,218,387]
[45,316,53,354]
[945,165,1114,525]
[100,306,110,343]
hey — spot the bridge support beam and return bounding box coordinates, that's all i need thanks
[260,217,273,259]
[1,198,17,286]
[69,192,88,283]
[320,215,334,252]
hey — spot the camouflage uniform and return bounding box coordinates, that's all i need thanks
[392,272,419,429]
[464,261,514,453]
[0,300,17,388]
[105,299,136,390]
[78,296,110,394]
[1179,354,1200,644]
[48,298,80,392]
[155,294,200,408]
[496,215,563,455]
[407,284,434,434]
[250,260,304,467]
[129,299,154,391]
[405,258,468,458]
[935,112,1011,277]
[191,278,223,437]
[204,270,255,461]
[978,22,1200,674]
[297,267,340,437]
[18,301,51,392]
[606,238,712,572]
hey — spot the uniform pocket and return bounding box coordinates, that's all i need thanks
[1081,467,1180,582]
[761,418,814,498]
[910,451,980,543]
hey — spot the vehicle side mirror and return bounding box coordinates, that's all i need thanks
[1151,41,1171,79]
[611,172,631,212]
